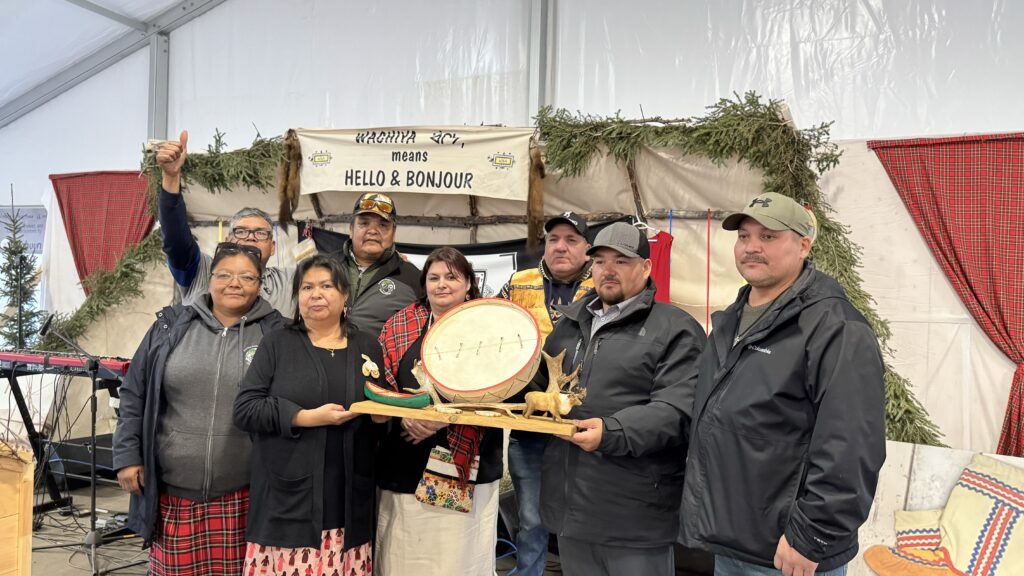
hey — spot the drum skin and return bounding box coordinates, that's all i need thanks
[420,298,541,403]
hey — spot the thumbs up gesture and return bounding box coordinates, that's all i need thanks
[156,130,188,192]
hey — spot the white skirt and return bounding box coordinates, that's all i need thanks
[375,480,500,576]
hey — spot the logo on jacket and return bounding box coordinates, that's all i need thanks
[378,278,396,296]
[243,345,259,366]
[747,344,772,355]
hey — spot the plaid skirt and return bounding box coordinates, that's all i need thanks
[149,488,249,576]
[244,528,372,576]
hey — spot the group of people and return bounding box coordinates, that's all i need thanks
[112,132,886,576]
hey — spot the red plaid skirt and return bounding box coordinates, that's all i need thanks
[149,488,249,576]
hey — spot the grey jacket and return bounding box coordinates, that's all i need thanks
[112,297,285,543]
[534,281,706,547]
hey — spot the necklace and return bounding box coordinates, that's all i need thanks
[312,330,345,357]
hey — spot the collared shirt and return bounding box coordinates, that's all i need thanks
[587,293,642,339]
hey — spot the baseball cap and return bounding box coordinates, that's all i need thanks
[586,221,650,259]
[722,192,815,238]
[352,192,397,222]
[544,211,588,238]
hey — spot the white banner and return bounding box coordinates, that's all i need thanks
[295,126,534,201]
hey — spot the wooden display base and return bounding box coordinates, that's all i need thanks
[349,401,576,435]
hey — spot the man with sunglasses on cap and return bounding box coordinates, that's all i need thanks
[157,131,295,316]
[527,221,705,576]
[157,131,420,332]
[679,193,885,576]
[498,211,594,576]
[339,191,421,335]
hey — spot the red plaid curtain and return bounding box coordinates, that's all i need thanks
[50,171,154,294]
[868,133,1024,455]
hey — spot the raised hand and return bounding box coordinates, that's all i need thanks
[156,130,188,192]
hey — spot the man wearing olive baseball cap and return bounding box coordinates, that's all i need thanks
[680,193,885,576]
[531,221,705,575]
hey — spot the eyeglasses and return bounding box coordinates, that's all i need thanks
[230,227,273,241]
[214,242,262,260]
[357,196,394,215]
[210,271,260,286]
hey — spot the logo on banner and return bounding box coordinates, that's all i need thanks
[488,152,516,170]
[378,278,397,296]
[309,150,333,167]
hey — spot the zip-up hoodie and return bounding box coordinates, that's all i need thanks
[114,295,285,545]
[156,295,277,501]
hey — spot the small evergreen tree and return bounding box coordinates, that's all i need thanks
[0,189,43,349]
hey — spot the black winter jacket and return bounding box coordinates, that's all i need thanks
[339,240,422,337]
[680,263,886,571]
[112,301,285,545]
[536,282,705,548]
[233,327,385,550]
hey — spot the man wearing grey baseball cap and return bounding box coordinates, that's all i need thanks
[530,221,705,576]
[680,193,885,576]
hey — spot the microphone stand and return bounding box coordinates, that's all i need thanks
[31,315,141,575]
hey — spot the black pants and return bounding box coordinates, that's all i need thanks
[557,536,674,576]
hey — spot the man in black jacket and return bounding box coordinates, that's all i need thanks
[533,222,705,576]
[156,130,421,331]
[680,193,886,576]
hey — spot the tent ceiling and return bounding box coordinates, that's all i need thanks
[0,0,178,109]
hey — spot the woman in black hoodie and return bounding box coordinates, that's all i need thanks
[113,242,285,575]
[234,254,387,576]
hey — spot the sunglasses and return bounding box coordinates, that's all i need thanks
[358,196,394,215]
[214,241,262,260]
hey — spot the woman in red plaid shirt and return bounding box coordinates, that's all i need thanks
[374,246,504,575]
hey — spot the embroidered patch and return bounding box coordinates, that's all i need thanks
[378,278,396,296]
[243,345,258,366]
[361,354,380,378]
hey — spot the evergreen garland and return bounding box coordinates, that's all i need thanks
[141,129,284,206]
[536,92,943,446]
[37,231,164,352]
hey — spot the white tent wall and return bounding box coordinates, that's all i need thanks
[0,47,150,207]
[166,0,533,147]
[549,0,1024,140]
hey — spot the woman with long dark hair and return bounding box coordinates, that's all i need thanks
[374,246,503,575]
[234,254,387,576]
